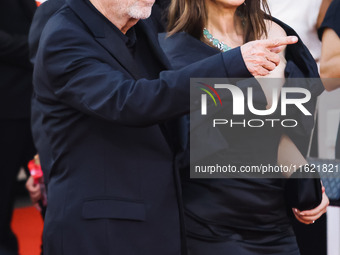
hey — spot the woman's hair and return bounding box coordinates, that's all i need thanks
[167,0,271,43]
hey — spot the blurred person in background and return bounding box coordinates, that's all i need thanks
[0,0,37,254]
[319,0,340,157]
[267,0,331,66]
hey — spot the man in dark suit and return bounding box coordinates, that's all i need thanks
[31,0,297,254]
[28,0,171,205]
[0,0,36,254]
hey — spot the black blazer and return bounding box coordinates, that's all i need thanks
[31,0,251,254]
[0,0,36,119]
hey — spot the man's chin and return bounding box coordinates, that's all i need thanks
[128,7,152,20]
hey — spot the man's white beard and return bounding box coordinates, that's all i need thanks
[128,3,153,19]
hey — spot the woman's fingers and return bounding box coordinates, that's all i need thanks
[292,191,330,224]
[293,209,315,224]
[294,208,325,222]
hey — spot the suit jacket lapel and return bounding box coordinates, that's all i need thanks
[95,29,143,80]
[66,0,143,80]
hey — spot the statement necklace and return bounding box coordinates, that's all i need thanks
[203,28,232,52]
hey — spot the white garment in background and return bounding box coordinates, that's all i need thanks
[267,0,322,66]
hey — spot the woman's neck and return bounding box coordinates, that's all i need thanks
[204,1,244,47]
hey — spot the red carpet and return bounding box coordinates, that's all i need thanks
[11,206,44,255]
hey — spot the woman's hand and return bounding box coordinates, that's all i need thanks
[292,186,329,224]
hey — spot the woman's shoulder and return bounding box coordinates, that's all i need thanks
[263,19,288,40]
[261,18,320,79]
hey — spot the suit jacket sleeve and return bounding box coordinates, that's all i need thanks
[35,24,250,127]
[0,30,32,69]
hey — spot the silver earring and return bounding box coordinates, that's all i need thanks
[244,1,246,6]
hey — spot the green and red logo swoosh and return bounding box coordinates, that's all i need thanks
[199,82,222,106]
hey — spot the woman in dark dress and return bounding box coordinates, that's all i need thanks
[159,0,329,254]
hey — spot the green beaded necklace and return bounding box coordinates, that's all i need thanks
[203,28,232,52]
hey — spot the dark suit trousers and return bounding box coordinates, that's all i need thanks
[0,119,35,255]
